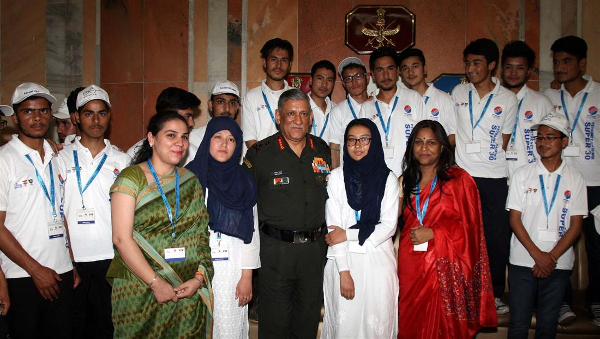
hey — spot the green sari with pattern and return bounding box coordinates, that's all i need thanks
[107,165,213,339]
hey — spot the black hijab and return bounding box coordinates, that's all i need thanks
[342,118,390,245]
[186,116,257,243]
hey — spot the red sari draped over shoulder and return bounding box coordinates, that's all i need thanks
[398,167,497,338]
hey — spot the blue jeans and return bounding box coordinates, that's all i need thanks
[508,264,571,339]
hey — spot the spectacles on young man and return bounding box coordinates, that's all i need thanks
[342,73,367,83]
[346,137,372,147]
[534,135,563,142]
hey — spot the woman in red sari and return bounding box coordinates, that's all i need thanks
[398,120,497,338]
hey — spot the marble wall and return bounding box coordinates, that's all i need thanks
[0,0,598,149]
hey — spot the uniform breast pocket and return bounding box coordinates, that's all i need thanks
[314,173,328,188]
[269,174,293,189]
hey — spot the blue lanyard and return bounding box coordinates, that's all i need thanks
[312,113,330,138]
[25,154,57,219]
[347,98,358,119]
[354,210,361,222]
[510,95,526,145]
[560,90,588,136]
[375,96,399,146]
[73,151,107,208]
[147,159,180,240]
[538,174,561,226]
[424,96,430,105]
[415,176,437,226]
[261,90,277,127]
[468,91,494,131]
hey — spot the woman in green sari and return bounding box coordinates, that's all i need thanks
[108,111,213,338]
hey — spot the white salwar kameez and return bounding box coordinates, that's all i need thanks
[321,169,400,339]
[208,190,260,339]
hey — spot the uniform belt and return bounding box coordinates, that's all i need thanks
[260,222,325,244]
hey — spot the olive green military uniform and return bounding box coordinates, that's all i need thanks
[243,132,331,339]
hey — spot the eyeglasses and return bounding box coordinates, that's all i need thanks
[346,137,371,147]
[342,73,367,83]
[534,136,562,142]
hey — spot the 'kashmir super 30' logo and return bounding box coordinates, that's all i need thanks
[430,108,439,117]
[589,106,598,117]
[404,105,412,114]
[564,190,571,202]
[524,111,533,120]
[493,106,503,117]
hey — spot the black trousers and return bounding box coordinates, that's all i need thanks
[474,177,511,298]
[6,270,74,339]
[583,186,600,306]
[73,260,113,339]
[258,231,327,339]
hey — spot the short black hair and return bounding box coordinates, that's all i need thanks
[310,60,336,81]
[369,46,400,71]
[155,87,200,112]
[12,96,52,113]
[67,87,85,113]
[464,38,499,70]
[260,38,294,62]
[398,48,426,66]
[551,35,587,61]
[501,40,535,68]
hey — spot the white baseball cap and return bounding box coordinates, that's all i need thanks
[211,81,240,98]
[0,105,12,116]
[76,85,111,110]
[532,112,571,137]
[53,98,70,119]
[338,57,366,76]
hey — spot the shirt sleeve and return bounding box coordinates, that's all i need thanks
[240,204,261,269]
[502,94,519,135]
[242,93,258,142]
[0,156,10,211]
[506,168,525,212]
[569,170,589,217]
[325,170,350,272]
[365,172,400,248]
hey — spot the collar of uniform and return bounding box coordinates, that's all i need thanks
[8,134,55,167]
[72,137,113,158]
[423,84,438,99]
[516,84,530,101]
[375,86,402,105]
[346,94,362,108]
[260,79,290,96]
[308,91,333,115]
[468,76,501,99]
[535,158,566,176]
[559,75,595,97]
[276,133,315,152]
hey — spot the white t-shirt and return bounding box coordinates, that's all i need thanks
[329,96,366,167]
[452,77,518,178]
[506,85,554,177]
[242,80,290,143]
[506,160,588,270]
[308,92,335,143]
[423,85,457,135]
[544,76,600,186]
[60,138,131,262]
[0,136,73,278]
[359,86,426,177]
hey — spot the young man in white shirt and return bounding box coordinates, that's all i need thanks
[308,60,336,142]
[242,38,293,148]
[329,57,370,169]
[501,41,554,178]
[398,48,456,146]
[452,38,518,314]
[0,82,78,338]
[60,85,131,338]
[359,46,425,177]
[126,87,201,165]
[544,36,600,326]
[506,113,587,338]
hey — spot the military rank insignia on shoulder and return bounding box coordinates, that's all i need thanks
[243,157,252,169]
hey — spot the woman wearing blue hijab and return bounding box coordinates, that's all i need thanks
[321,118,400,338]
[186,116,259,338]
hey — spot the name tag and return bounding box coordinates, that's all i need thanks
[564,145,580,157]
[505,148,518,161]
[164,247,186,262]
[538,229,559,242]
[48,219,65,239]
[466,141,481,154]
[76,208,95,225]
[383,147,395,159]
[414,242,428,252]
[211,238,229,261]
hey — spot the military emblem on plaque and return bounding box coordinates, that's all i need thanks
[285,73,311,94]
[345,5,416,54]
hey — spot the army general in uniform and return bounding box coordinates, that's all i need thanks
[243,88,331,338]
